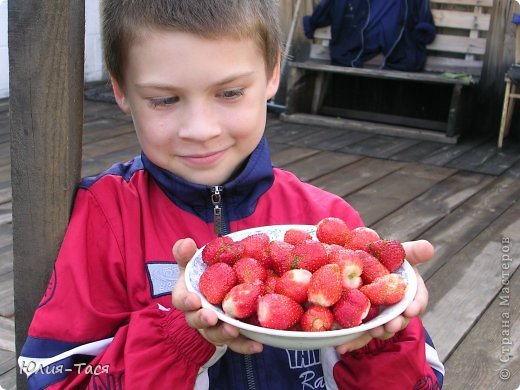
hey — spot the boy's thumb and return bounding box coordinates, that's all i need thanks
[173,238,198,267]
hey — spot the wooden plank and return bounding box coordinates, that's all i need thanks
[270,146,320,167]
[432,9,491,31]
[0,349,16,390]
[0,366,16,390]
[424,56,483,76]
[389,140,451,162]
[8,2,85,388]
[422,200,520,362]
[428,34,487,56]
[338,135,421,159]
[0,251,13,278]
[310,157,407,197]
[0,271,13,319]
[81,145,143,178]
[281,151,362,182]
[372,171,494,241]
[344,163,456,226]
[418,176,520,280]
[82,132,140,160]
[446,141,520,175]
[430,0,493,6]
[281,113,460,144]
[290,61,475,85]
[442,270,519,387]
[0,316,15,352]
[0,143,11,167]
[263,123,316,144]
[419,135,491,166]
[0,349,16,376]
[320,106,448,132]
[285,127,374,150]
[83,120,134,145]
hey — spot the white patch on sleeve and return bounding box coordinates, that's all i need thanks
[320,347,339,390]
[146,262,180,298]
[194,345,228,390]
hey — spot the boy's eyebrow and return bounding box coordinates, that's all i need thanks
[134,71,256,91]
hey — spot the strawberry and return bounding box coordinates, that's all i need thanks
[243,313,261,327]
[240,233,272,268]
[199,263,237,304]
[307,263,342,307]
[222,283,262,319]
[323,243,347,257]
[275,269,312,303]
[316,217,351,246]
[328,248,363,289]
[363,304,381,323]
[345,227,380,251]
[367,239,406,272]
[257,293,304,330]
[301,305,334,332]
[269,240,295,276]
[360,274,407,305]
[233,257,267,284]
[357,250,389,284]
[333,288,371,328]
[201,236,244,266]
[291,240,328,273]
[261,271,279,295]
[284,229,312,246]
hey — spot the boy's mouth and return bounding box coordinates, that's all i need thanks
[180,150,227,166]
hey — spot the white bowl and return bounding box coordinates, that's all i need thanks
[185,225,417,350]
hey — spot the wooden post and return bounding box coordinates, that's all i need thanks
[477,0,518,135]
[8,1,85,388]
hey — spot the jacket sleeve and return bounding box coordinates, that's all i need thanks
[18,189,220,389]
[302,0,333,39]
[332,318,444,388]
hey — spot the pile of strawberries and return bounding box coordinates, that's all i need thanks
[198,217,408,332]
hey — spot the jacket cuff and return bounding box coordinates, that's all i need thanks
[161,309,217,367]
[413,22,436,45]
[334,318,440,388]
[303,16,315,39]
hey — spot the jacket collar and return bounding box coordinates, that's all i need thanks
[141,136,274,223]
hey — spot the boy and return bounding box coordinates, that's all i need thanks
[19,0,444,388]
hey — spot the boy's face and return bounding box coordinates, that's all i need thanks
[112,30,280,186]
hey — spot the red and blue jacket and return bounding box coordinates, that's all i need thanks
[19,137,444,389]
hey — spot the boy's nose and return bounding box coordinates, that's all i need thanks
[178,102,222,141]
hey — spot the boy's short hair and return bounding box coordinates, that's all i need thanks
[102,0,282,85]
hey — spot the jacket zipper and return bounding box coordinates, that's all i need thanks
[210,186,256,388]
[243,355,257,390]
[211,186,226,236]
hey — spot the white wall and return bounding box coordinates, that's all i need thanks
[0,0,8,98]
[0,0,107,99]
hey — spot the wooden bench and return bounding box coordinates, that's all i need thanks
[282,0,494,144]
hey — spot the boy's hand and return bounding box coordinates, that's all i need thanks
[335,239,433,355]
[171,238,263,355]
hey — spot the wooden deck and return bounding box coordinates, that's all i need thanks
[1,92,519,389]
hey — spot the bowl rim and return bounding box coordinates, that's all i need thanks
[185,224,417,341]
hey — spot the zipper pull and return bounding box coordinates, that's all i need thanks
[211,186,224,236]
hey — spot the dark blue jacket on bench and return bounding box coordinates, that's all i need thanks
[303,0,436,71]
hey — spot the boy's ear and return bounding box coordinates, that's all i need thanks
[266,55,281,101]
[111,76,131,113]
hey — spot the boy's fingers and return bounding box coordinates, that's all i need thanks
[403,268,428,317]
[335,332,373,355]
[402,240,435,266]
[185,307,219,329]
[173,238,198,268]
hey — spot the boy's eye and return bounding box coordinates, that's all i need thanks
[219,88,245,99]
[149,96,179,108]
